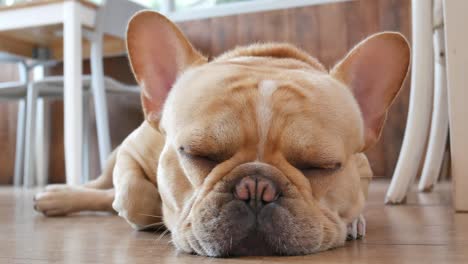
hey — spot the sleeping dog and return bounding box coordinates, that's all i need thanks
[34,11,409,257]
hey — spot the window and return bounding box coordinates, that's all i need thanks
[129,0,161,9]
[88,0,348,21]
[127,0,257,11]
[174,0,255,11]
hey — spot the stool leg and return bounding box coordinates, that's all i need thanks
[82,93,90,183]
[419,28,448,192]
[443,0,468,212]
[13,99,26,186]
[24,84,38,187]
[386,0,434,204]
[35,98,50,187]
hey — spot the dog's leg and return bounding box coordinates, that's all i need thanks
[347,154,372,240]
[346,214,366,240]
[112,148,163,231]
[34,188,115,216]
[328,153,371,241]
[33,149,118,216]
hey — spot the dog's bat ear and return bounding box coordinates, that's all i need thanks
[126,11,207,128]
[331,32,410,151]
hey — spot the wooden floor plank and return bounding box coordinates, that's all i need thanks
[1,180,467,263]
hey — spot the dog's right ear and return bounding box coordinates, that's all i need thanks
[331,32,410,151]
[127,11,207,128]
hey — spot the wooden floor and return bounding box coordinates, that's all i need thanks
[1,180,467,263]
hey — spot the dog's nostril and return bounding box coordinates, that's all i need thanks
[234,176,278,205]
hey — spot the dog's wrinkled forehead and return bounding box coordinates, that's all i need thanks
[214,43,327,72]
[163,42,331,111]
[160,45,363,156]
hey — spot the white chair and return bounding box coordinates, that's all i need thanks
[385,0,434,203]
[386,0,468,208]
[0,58,28,186]
[2,0,144,187]
[0,53,61,186]
[418,2,448,193]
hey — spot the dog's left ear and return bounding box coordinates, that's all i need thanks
[331,32,410,150]
[126,11,207,128]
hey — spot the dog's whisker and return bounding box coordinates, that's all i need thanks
[151,226,167,243]
[139,222,164,229]
[156,229,170,242]
[138,213,163,218]
[154,224,166,234]
[167,238,173,245]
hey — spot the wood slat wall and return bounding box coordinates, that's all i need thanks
[0,0,411,184]
[0,63,21,184]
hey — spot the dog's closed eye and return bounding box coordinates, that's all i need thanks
[296,162,342,175]
[178,146,224,164]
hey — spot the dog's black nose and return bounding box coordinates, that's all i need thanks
[234,176,279,210]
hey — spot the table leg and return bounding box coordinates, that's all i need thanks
[63,1,83,186]
[443,0,468,212]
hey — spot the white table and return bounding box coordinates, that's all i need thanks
[0,0,125,185]
[443,0,468,212]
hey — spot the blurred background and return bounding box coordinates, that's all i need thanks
[0,0,413,185]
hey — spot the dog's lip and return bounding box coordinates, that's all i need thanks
[185,191,343,257]
[190,200,291,256]
[222,231,276,257]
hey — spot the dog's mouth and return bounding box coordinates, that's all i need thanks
[217,202,314,257]
[173,195,346,257]
[225,230,275,256]
[167,162,347,257]
[206,201,288,257]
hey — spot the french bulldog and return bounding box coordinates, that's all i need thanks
[33,11,410,257]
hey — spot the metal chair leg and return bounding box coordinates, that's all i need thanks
[13,99,26,186]
[82,93,90,183]
[24,83,39,187]
[35,98,50,186]
[418,28,448,192]
[386,0,434,204]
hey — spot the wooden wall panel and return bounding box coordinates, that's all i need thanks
[0,63,20,184]
[0,0,411,184]
[236,12,265,46]
[288,7,320,57]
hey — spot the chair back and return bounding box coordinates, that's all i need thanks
[86,0,146,76]
[97,0,146,40]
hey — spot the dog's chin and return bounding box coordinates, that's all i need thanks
[199,202,283,257]
[222,204,306,257]
[173,195,346,257]
[221,231,276,257]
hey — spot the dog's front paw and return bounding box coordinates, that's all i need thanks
[346,214,366,240]
[33,185,83,216]
[112,199,144,230]
[112,181,163,231]
[112,195,162,231]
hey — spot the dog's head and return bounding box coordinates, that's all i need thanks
[127,11,410,256]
